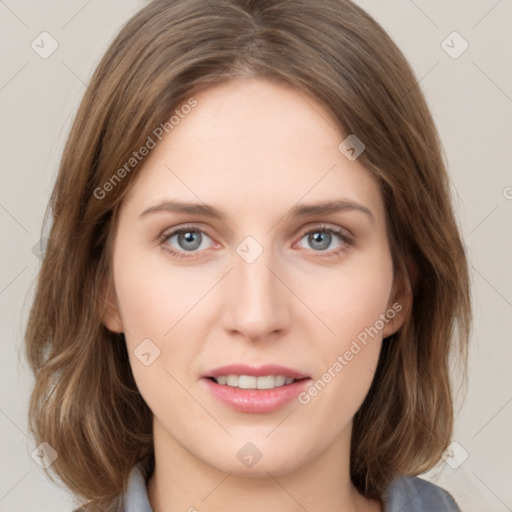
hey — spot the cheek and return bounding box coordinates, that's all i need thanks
[112,241,201,338]
[111,241,216,402]
[298,256,393,403]
[112,256,193,418]
[302,260,393,349]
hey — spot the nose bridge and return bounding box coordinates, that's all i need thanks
[223,235,289,339]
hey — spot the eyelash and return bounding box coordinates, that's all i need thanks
[157,224,352,260]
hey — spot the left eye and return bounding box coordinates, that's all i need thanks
[297,227,347,252]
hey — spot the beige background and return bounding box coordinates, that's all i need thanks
[1,1,511,510]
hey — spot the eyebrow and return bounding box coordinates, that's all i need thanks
[139,199,374,223]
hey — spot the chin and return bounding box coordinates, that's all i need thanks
[197,437,310,478]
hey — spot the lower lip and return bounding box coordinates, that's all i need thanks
[202,377,311,413]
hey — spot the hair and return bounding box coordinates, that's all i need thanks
[24,0,471,510]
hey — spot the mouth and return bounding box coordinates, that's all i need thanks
[201,364,312,413]
[205,375,309,390]
[202,363,310,389]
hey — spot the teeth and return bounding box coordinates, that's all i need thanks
[212,375,297,389]
[227,375,239,387]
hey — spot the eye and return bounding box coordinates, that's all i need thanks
[159,226,214,259]
[296,225,351,257]
[158,223,351,260]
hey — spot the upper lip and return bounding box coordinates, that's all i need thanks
[203,364,310,380]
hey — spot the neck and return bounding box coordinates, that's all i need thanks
[146,417,382,512]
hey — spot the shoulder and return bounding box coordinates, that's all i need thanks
[384,474,461,512]
[70,464,152,512]
[71,470,460,512]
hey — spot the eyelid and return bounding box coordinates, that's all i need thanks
[157,223,213,242]
[295,222,352,241]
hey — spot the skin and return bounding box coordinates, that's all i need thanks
[103,77,411,512]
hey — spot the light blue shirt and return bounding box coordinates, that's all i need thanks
[74,463,461,511]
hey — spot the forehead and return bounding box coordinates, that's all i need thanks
[122,77,384,224]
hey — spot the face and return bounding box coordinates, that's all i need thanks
[103,77,408,477]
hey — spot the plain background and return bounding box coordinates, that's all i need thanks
[1,1,511,510]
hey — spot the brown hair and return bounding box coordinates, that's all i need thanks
[24,0,471,509]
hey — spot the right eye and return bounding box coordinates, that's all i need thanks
[159,226,216,259]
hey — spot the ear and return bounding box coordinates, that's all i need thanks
[382,259,415,338]
[99,274,124,333]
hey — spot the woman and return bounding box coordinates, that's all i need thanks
[24,1,471,511]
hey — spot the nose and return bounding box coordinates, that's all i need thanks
[221,241,292,342]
